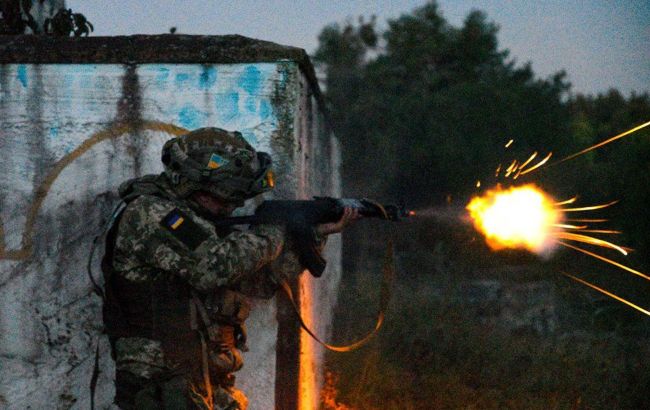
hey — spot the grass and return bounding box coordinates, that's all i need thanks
[323,220,650,409]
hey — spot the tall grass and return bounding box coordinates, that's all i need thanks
[324,220,650,409]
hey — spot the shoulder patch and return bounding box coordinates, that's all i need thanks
[161,208,210,250]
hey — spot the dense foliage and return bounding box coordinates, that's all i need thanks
[314,2,650,408]
[0,1,92,36]
[314,1,649,261]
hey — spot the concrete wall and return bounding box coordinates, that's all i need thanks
[0,61,339,409]
[295,73,341,410]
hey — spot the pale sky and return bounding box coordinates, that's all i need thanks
[67,0,650,96]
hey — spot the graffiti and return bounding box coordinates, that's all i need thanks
[0,120,188,260]
[178,103,209,129]
[0,63,289,261]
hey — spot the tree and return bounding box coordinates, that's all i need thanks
[316,4,650,408]
[568,91,650,266]
[0,0,39,34]
[314,1,573,206]
[0,0,93,36]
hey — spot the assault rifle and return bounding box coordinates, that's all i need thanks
[210,197,413,277]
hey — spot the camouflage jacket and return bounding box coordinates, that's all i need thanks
[107,174,308,378]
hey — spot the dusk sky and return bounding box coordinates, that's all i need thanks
[67,0,649,96]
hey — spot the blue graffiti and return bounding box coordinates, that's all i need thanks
[17,65,28,87]
[238,66,262,95]
[199,66,218,90]
[215,93,240,121]
[156,67,170,88]
[49,127,59,140]
[244,97,257,113]
[259,100,272,120]
[178,104,208,130]
[175,72,192,88]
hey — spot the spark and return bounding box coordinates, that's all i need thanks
[553,233,627,255]
[562,200,618,212]
[558,120,650,164]
[505,139,514,148]
[555,197,577,206]
[467,186,650,315]
[556,241,650,281]
[566,218,608,223]
[476,180,481,188]
[505,160,518,177]
[519,120,650,177]
[519,152,552,175]
[470,122,650,317]
[468,185,636,271]
[518,152,538,171]
[552,224,587,229]
[562,273,650,317]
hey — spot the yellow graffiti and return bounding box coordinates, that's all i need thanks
[0,121,188,260]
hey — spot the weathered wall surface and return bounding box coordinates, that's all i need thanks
[274,69,342,410]
[295,72,341,410]
[0,61,339,409]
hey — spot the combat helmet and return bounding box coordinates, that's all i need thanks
[161,127,274,203]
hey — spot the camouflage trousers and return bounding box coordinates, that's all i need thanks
[115,370,247,410]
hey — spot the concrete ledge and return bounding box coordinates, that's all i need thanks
[0,34,305,64]
[0,34,325,110]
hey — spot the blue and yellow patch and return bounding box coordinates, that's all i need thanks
[161,208,209,250]
[207,153,228,169]
[167,213,184,230]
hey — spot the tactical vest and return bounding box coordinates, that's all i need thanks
[101,174,250,379]
[101,176,202,373]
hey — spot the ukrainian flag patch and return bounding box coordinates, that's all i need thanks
[207,153,228,169]
[168,214,184,230]
[161,208,210,250]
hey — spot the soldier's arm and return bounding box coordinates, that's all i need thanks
[267,208,357,282]
[116,195,286,292]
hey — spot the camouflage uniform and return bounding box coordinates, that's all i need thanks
[103,174,306,409]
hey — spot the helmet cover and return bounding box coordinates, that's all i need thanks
[161,127,274,202]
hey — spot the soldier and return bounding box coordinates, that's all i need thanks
[102,128,357,409]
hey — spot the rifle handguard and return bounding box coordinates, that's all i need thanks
[210,197,412,276]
